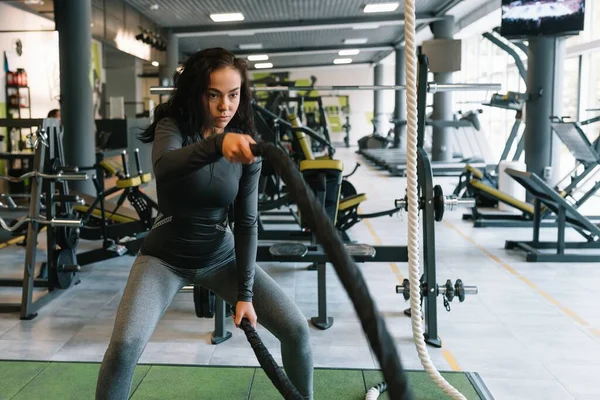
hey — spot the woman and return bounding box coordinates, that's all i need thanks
[96,48,314,399]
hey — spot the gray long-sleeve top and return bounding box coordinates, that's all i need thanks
[140,117,261,302]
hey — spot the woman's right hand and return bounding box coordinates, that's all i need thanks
[222,133,257,164]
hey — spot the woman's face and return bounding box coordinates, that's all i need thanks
[206,67,242,131]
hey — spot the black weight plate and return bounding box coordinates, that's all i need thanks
[433,185,445,222]
[56,224,80,250]
[193,285,204,318]
[204,288,215,318]
[340,180,357,200]
[193,286,215,318]
[55,248,76,289]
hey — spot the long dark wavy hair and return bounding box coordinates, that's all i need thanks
[139,47,256,143]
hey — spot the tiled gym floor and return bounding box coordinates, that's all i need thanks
[1,146,599,399]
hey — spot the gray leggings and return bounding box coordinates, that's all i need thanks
[96,254,313,399]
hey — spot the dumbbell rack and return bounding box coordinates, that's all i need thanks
[0,119,88,320]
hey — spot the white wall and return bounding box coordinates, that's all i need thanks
[0,31,61,118]
[0,2,54,32]
[0,3,60,118]
[0,3,106,122]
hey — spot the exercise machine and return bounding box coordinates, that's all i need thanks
[505,168,600,262]
[461,114,600,228]
[254,101,401,241]
[73,148,158,266]
[359,113,497,177]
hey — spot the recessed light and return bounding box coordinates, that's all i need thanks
[339,49,360,56]
[344,38,368,45]
[210,13,245,22]
[150,4,159,11]
[151,61,159,67]
[228,32,256,36]
[239,43,263,50]
[353,24,381,30]
[248,55,269,61]
[333,58,353,65]
[255,63,273,69]
[363,2,399,13]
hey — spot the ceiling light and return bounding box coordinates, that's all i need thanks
[239,43,263,50]
[344,38,368,45]
[210,13,245,22]
[150,4,159,11]
[255,62,273,69]
[363,2,399,13]
[151,61,159,67]
[228,32,256,36]
[333,58,353,65]
[339,49,360,56]
[353,24,381,30]
[248,54,269,61]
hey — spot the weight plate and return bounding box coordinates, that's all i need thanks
[204,288,215,318]
[340,180,357,200]
[193,286,216,318]
[433,185,445,222]
[193,285,204,318]
[56,212,80,250]
[54,248,77,289]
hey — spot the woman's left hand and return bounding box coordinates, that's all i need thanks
[233,301,258,328]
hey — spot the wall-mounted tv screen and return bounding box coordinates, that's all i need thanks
[500,0,586,39]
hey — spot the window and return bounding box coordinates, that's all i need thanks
[562,56,580,120]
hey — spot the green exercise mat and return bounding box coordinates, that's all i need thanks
[0,360,492,399]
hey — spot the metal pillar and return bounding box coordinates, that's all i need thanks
[393,47,406,148]
[373,63,385,135]
[430,17,454,162]
[158,30,179,86]
[54,0,95,194]
[524,37,564,187]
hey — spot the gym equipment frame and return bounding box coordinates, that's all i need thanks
[0,119,87,319]
[504,168,600,262]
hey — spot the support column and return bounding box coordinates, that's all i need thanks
[54,0,95,194]
[524,37,564,187]
[159,30,179,86]
[430,17,454,162]
[373,63,385,135]
[393,47,406,148]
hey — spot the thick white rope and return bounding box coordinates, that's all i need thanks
[404,0,467,399]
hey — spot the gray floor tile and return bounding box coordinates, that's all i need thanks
[544,362,600,399]
[482,377,575,400]
[0,339,66,360]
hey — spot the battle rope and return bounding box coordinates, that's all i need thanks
[238,317,303,399]
[404,0,467,399]
[249,141,414,400]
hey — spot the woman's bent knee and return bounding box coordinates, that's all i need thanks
[104,338,147,366]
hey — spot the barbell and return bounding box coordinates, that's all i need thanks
[0,216,82,233]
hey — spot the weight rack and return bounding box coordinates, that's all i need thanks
[0,118,88,319]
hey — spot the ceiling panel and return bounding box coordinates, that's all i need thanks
[246,50,382,71]
[179,26,403,54]
[123,0,451,27]
[121,0,467,68]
